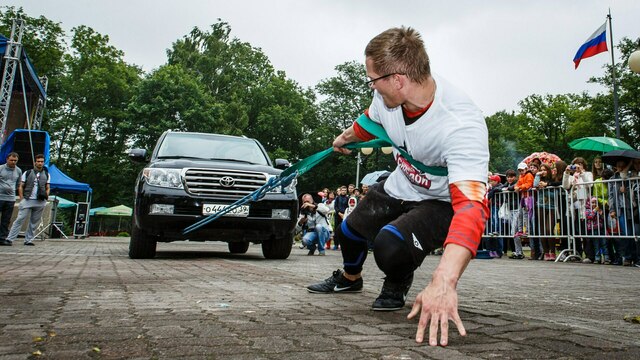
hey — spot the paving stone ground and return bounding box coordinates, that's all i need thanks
[0,237,639,359]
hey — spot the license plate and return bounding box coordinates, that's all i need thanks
[202,204,249,217]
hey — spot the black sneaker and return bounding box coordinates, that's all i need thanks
[372,273,413,311]
[24,242,35,246]
[307,269,363,293]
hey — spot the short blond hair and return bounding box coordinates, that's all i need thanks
[365,27,431,84]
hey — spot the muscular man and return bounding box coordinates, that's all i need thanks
[307,27,489,347]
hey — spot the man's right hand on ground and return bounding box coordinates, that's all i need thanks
[407,244,471,347]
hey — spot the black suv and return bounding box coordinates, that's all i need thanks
[128,131,298,259]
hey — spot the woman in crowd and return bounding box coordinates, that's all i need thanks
[527,162,542,260]
[591,156,609,211]
[534,163,558,260]
[550,160,568,259]
[591,156,604,180]
[585,196,607,264]
[324,191,336,249]
[563,157,594,263]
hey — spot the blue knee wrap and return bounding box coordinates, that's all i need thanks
[341,220,367,242]
[374,225,416,280]
[339,221,367,270]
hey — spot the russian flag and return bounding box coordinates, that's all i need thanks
[573,22,608,69]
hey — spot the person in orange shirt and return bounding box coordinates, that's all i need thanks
[508,162,534,259]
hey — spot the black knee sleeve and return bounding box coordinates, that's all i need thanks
[337,220,369,275]
[373,225,419,281]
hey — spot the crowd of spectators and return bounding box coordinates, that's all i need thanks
[296,183,369,255]
[485,155,640,268]
[294,154,639,269]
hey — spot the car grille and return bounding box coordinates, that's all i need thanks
[184,168,268,198]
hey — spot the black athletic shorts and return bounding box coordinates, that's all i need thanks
[346,180,454,254]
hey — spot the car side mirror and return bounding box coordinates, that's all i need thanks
[274,158,290,170]
[128,148,147,163]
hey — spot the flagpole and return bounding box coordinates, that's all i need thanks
[608,9,620,138]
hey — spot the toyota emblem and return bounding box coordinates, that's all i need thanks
[219,176,235,188]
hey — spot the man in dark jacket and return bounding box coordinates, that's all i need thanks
[332,186,349,250]
[6,154,50,246]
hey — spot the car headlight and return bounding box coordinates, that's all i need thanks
[267,175,297,194]
[142,168,183,189]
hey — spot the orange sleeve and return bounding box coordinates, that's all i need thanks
[443,181,488,257]
[353,110,376,141]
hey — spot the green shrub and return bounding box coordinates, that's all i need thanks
[117,232,130,237]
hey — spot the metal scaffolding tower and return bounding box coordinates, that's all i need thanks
[0,18,25,144]
[33,75,48,129]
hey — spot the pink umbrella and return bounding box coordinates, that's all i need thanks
[522,152,561,165]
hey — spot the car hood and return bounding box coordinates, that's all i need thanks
[148,158,282,175]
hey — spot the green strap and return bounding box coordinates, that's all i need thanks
[355,114,448,176]
[280,139,387,178]
[282,114,448,178]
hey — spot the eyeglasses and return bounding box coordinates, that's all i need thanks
[366,73,403,87]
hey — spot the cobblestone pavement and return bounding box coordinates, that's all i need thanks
[1,238,639,359]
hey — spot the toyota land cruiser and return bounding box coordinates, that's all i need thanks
[128,131,298,259]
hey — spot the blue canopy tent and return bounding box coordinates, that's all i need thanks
[45,165,92,239]
[48,164,92,197]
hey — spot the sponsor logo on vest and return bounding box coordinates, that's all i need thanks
[396,155,432,189]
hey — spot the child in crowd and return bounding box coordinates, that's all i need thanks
[585,197,608,264]
[343,196,358,219]
[502,169,520,257]
[486,174,504,258]
[607,209,622,265]
[509,163,534,259]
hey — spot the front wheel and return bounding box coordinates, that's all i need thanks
[261,233,293,259]
[129,224,157,259]
[228,242,250,254]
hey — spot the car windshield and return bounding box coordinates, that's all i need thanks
[157,133,269,166]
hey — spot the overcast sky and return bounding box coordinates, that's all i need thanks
[4,0,640,115]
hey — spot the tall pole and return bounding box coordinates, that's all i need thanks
[608,10,620,138]
[355,152,361,188]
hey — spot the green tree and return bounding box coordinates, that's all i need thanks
[51,25,141,206]
[517,93,595,162]
[588,37,640,148]
[307,61,380,192]
[126,64,225,151]
[485,111,523,172]
[166,21,316,162]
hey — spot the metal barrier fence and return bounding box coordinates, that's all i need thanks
[483,176,640,262]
